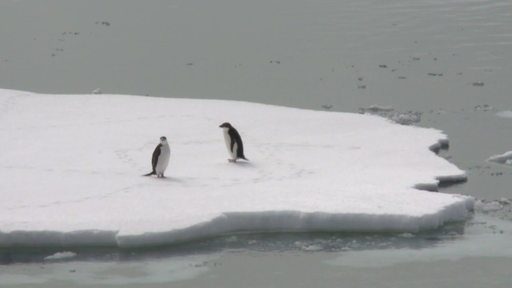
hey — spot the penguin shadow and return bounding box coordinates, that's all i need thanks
[225,159,255,168]
[141,174,185,183]
[161,176,185,183]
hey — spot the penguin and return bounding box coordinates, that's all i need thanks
[219,122,248,162]
[144,136,170,178]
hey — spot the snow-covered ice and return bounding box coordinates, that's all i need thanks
[0,89,473,248]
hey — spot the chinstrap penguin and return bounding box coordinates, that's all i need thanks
[219,122,248,162]
[144,136,170,177]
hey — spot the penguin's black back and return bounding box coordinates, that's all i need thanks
[229,127,247,160]
[151,143,162,171]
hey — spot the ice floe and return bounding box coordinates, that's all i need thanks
[488,151,512,165]
[0,89,473,248]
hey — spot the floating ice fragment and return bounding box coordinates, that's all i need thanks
[488,151,512,165]
[496,111,512,118]
[44,251,77,261]
[359,105,421,125]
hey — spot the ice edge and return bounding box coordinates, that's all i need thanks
[414,138,468,192]
[0,197,474,249]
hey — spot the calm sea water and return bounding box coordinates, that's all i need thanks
[1,0,511,287]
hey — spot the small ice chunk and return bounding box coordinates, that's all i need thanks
[496,111,512,119]
[360,105,421,125]
[44,251,77,261]
[488,151,512,165]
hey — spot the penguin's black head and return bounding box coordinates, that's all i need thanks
[160,136,167,142]
[219,122,232,128]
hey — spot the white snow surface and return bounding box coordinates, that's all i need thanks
[0,89,472,248]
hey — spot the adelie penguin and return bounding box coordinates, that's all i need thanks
[144,136,170,178]
[219,122,248,163]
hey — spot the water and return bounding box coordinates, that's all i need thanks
[0,222,465,264]
[1,214,511,287]
[1,0,511,286]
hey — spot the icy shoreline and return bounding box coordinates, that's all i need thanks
[0,89,473,248]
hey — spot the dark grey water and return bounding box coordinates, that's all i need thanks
[1,0,511,287]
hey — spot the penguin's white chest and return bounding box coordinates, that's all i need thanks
[223,128,237,158]
[155,143,170,174]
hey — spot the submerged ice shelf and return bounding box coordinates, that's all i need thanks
[0,89,473,248]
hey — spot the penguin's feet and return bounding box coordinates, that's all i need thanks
[228,159,236,163]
